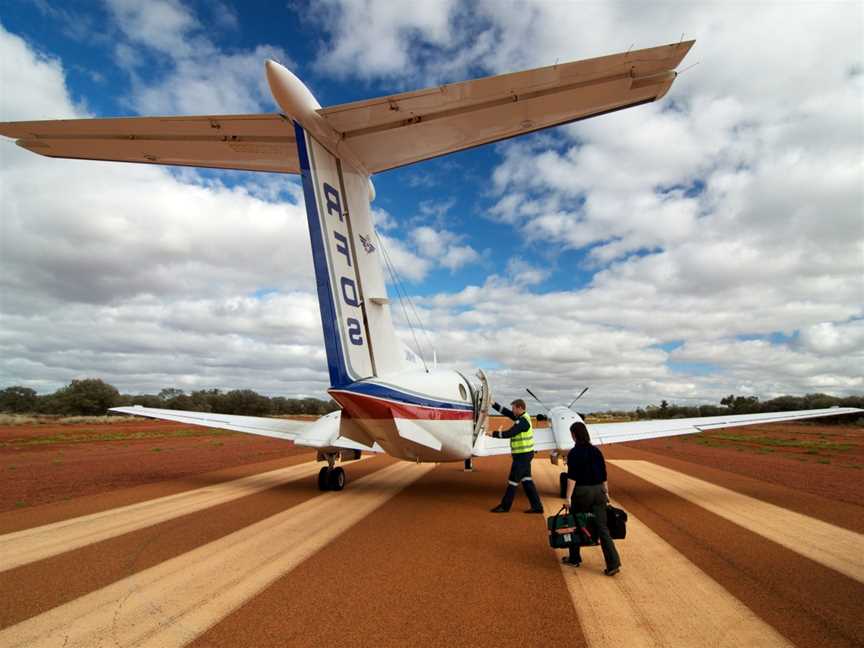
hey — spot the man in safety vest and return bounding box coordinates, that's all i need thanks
[489,399,544,513]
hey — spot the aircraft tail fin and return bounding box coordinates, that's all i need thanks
[295,125,413,388]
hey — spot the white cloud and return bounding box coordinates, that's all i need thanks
[104,0,290,114]
[312,0,461,81]
[2,3,862,411]
[0,23,326,397]
[377,233,431,282]
[0,27,77,121]
[410,225,480,271]
[106,0,199,59]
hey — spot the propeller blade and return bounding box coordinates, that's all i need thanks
[567,387,589,409]
[525,388,551,412]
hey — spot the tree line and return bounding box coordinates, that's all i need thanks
[0,379,861,422]
[0,379,339,417]
[591,393,864,423]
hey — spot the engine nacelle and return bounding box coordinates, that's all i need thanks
[547,405,583,453]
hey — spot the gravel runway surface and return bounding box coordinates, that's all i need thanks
[0,422,861,647]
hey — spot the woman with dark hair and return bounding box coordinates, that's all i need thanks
[563,421,621,575]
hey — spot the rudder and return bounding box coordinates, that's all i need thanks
[295,123,411,388]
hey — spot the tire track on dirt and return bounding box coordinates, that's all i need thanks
[0,456,391,629]
[610,460,864,584]
[605,463,864,647]
[190,456,584,648]
[605,444,864,534]
[0,457,371,573]
[0,449,315,535]
[534,461,791,648]
[0,461,431,648]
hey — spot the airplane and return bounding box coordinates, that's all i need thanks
[1,40,859,492]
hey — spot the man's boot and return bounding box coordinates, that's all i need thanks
[522,479,544,513]
[491,483,517,512]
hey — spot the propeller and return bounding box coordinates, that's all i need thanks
[525,388,551,412]
[567,387,589,409]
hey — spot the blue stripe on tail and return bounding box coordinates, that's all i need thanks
[294,122,351,388]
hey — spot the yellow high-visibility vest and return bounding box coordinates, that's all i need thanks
[510,412,534,454]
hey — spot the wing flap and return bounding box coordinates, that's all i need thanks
[589,407,863,445]
[1,114,299,173]
[321,41,694,172]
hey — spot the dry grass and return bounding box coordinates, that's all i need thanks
[0,414,140,426]
[0,427,233,447]
[0,414,42,426]
[58,415,139,425]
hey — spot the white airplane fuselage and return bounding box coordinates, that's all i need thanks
[328,367,484,462]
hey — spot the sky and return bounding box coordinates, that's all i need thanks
[0,0,862,411]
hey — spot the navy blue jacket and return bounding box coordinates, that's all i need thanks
[490,402,531,439]
[566,444,607,486]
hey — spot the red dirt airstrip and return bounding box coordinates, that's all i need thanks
[625,421,864,505]
[0,419,861,647]
[0,419,305,514]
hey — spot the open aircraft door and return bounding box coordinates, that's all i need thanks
[471,369,491,446]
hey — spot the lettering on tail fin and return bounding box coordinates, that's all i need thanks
[295,124,375,386]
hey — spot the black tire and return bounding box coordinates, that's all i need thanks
[318,467,331,491]
[559,472,568,499]
[328,466,346,491]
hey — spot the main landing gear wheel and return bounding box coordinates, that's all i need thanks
[328,467,346,491]
[317,466,346,491]
[318,467,330,491]
[559,472,568,498]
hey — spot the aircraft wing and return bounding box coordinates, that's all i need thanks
[110,405,310,440]
[0,114,299,173]
[472,426,559,457]
[319,40,695,173]
[110,405,381,452]
[587,407,863,445]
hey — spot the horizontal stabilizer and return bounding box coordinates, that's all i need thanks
[319,40,694,172]
[0,114,299,173]
[0,42,693,176]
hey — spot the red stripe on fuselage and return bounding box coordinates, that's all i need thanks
[330,390,474,421]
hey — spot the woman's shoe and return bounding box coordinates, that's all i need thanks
[561,557,581,567]
[604,566,621,576]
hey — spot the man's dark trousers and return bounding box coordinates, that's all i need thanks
[498,451,543,511]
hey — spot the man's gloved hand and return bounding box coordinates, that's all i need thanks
[491,402,501,412]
